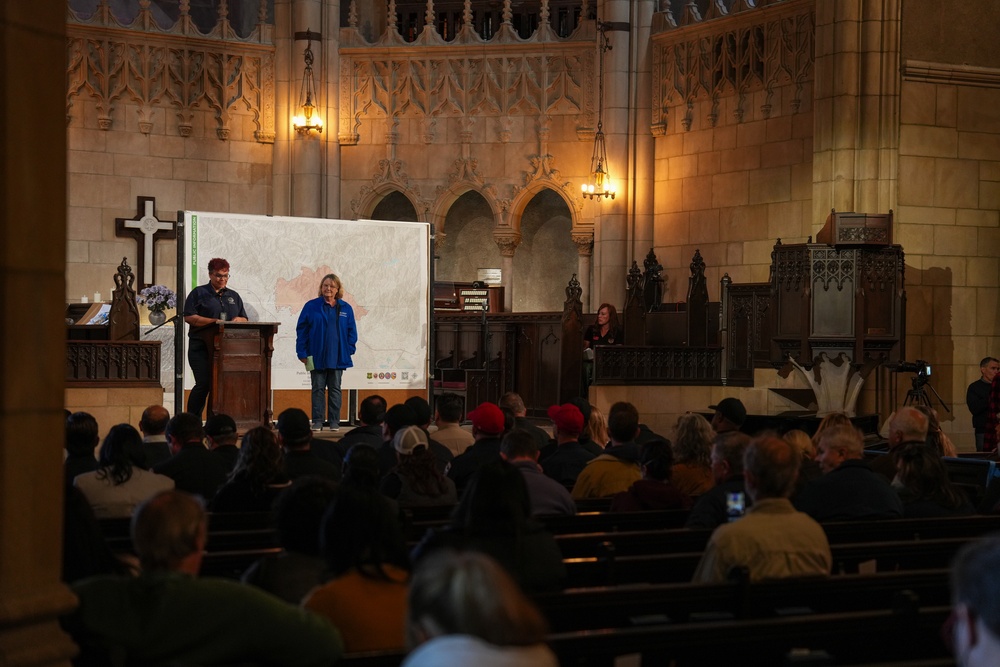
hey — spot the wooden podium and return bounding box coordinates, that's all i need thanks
[194,321,279,432]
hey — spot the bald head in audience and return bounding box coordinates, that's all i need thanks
[887,406,929,450]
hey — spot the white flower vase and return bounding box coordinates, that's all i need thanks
[148,310,167,326]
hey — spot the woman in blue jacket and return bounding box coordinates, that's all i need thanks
[296,273,358,431]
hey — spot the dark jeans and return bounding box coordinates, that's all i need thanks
[187,337,211,418]
[311,368,343,426]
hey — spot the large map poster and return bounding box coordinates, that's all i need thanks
[183,212,430,391]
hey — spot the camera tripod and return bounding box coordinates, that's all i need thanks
[903,375,950,413]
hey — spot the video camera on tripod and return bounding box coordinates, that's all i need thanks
[890,359,948,412]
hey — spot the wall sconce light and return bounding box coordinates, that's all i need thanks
[292,30,323,135]
[582,22,615,200]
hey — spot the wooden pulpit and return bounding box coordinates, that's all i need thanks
[194,321,279,431]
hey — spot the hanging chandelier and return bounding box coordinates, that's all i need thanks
[292,30,323,135]
[583,22,615,200]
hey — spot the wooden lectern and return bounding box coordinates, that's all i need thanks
[194,321,279,432]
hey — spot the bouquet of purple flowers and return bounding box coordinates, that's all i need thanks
[137,284,177,312]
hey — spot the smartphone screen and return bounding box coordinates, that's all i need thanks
[726,492,746,522]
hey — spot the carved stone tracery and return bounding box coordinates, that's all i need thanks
[651,0,814,133]
[66,14,276,142]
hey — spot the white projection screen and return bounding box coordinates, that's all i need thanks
[181,212,431,392]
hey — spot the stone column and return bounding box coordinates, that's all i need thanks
[324,0,342,218]
[0,1,79,664]
[629,0,656,259]
[572,232,595,312]
[592,0,631,308]
[812,0,900,222]
[290,0,324,218]
[433,229,447,280]
[494,233,521,312]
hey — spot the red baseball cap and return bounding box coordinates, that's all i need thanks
[547,403,584,436]
[468,402,505,435]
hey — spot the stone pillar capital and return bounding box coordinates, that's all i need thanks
[494,233,521,257]
[571,232,594,257]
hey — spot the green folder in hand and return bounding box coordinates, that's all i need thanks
[305,356,315,372]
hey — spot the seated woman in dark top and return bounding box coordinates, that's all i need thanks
[583,303,624,349]
[893,443,975,517]
[210,427,290,512]
[611,440,689,512]
[412,460,566,593]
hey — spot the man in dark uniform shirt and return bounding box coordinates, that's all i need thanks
[183,257,248,418]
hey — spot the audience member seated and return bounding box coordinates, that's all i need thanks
[501,429,575,516]
[693,436,831,583]
[893,443,975,518]
[405,396,455,473]
[810,411,852,451]
[539,403,595,488]
[950,534,1000,667]
[567,397,605,455]
[210,426,291,512]
[686,432,751,529]
[67,490,342,666]
[65,412,100,487]
[341,443,384,491]
[499,392,550,452]
[138,405,171,469]
[582,403,610,451]
[783,428,822,500]
[378,403,419,476]
[709,397,746,434]
[415,461,566,593]
[153,412,229,500]
[871,406,930,481]
[380,426,458,508]
[611,440,689,512]
[916,404,958,457]
[447,402,506,495]
[670,412,716,498]
[62,486,132,583]
[204,413,240,473]
[304,484,410,653]
[333,394,386,460]
[402,550,557,667]
[242,477,338,604]
[795,424,904,521]
[430,392,474,457]
[74,424,175,519]
[572,402,642,500]
[278,408,342,482]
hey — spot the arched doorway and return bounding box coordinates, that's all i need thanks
[370,191,418,221]
[437,190,499,283]
[513,189,575,312]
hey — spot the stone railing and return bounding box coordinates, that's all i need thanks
[66,0,276,141]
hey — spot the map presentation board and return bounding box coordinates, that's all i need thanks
[182,212,430,391]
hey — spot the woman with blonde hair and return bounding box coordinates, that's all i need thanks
[811,412,852,448]
[670,413,715,497]
[402,550,556,666]
[583,405,609,450]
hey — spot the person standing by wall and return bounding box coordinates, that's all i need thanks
[967,357,999,452]
[296,273,358,431]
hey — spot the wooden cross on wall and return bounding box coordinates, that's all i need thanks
[115,197,177,289]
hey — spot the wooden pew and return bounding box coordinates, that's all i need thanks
[535,569,951,632]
